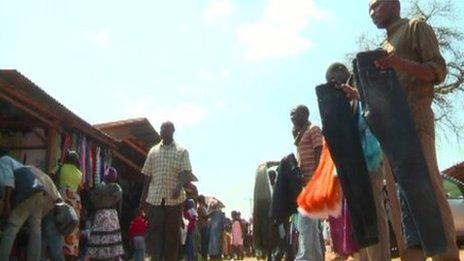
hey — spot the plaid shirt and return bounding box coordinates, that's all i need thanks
[142,142,192,206]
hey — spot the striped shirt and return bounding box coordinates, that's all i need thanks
[297,124,323,184]
[142,142,192,206]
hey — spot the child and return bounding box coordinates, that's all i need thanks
[231,211,244,260]
[129,213,149,261]
[184,199,198,261]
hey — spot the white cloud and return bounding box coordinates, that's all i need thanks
[203,0,235,23]
[196,68,231,82]
[236,0,330,61]
[90,30,110,46]
[123,96,209,128]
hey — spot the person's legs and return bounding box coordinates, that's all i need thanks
[42,210,65,261]
[26,193,43,261]
[186,232,194,261]
[383,160,407,257]
[163,204,183,261]
[360,164,390,261]
[0,194,40,260]
[295,213,323,261]
[133,236,145,261]
[200,227,209,259]
[146,205,165,261]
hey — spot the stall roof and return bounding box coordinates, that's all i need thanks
[0,70,116,148]
[94,118,160,151]
[442,162,464,181]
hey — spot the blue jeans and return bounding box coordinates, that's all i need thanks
[354,50,447,256]
[186,232,195,260]
[133,236,145,261]
[41,211,64,261]
[0,193,43,261]
[295,214,323,261]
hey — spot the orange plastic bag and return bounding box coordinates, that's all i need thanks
[297,140,342,219]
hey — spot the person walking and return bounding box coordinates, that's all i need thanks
[139,121,194,261]
[290,105,324,261]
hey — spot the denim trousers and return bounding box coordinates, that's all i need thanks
[316,83,378,247]
[0,193,43,261]
[133,236,145,261]
[41,211,65,261]
[294,213,323,261]
[353,50,447,256]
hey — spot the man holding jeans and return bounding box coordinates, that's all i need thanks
[290,105,323,261]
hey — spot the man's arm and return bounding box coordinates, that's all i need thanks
[377,20,446,84]
[375,53,438,83]
[139,175,151,214]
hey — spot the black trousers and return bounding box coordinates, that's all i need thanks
[146,203,183,261]
[316,83,378,247]
[353,50,446,256]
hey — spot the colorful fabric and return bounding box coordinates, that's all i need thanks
[58,164,82,192]
[297,124,323,183]
[297,140,342,219]
[358,113,383,172]
[329,199,359,258]
[59,187,82,257]
[87,209,125,259]
[231,220,244,246]
[142,142,192,206]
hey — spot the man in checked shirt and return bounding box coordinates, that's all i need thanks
[139,121,194,261]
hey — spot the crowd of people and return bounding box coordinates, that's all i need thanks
[0,0,460,260]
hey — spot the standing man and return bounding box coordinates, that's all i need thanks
[290,105,323,261]
[197,195,210,260]
[340,1,457,260]
[139,121,193,261]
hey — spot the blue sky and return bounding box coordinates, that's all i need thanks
[1,0,463,219]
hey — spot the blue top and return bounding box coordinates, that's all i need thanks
[0,155,23,199]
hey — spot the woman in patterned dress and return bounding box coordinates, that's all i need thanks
[58,151,83,260]
[86,167,125,260]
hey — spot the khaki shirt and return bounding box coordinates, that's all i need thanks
[382,18,447,137]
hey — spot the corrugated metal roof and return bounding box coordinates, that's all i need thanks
[0,69,116,147]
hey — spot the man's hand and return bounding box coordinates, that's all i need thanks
[171,184,182,199]
[375,52,403,70]
[337,84,360,101]
[139,201,148,216]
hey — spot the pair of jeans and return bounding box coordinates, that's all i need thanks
[0,193,43,261]
[294,213,323,261]
[185,231,195,260]
[316,83,378,247]
[41,211,64,261]
[145,203,183,261]
[133,236,145,261]
[353,50,447,256]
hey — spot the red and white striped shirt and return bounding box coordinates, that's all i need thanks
[297,124,323,184]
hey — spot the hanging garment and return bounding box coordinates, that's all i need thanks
[297,140,342,219]
[253,163,279,257]
[329,199,359,258]
[353,49,446,256]
[270,154,302,224]
[316,82,378,248]
[357,109,383,173]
